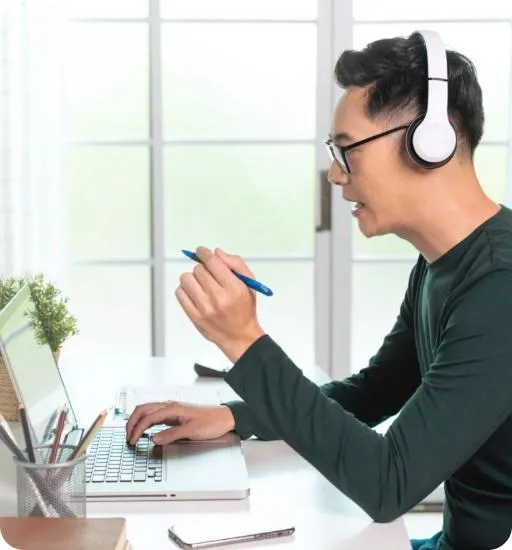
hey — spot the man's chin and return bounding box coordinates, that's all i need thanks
[356,217,392,239]
[356,219,378,238]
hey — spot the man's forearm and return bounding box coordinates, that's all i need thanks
[224,335,423,521]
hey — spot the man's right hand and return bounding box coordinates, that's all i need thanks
[125,401,236,446]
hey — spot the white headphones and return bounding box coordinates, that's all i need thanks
[404,30,457,168]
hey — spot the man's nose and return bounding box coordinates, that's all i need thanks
[327,161,349,186]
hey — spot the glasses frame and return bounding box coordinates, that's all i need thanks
[324,123,410,173]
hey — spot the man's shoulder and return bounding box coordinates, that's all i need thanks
[454,207,512,286]
[482,206,512,266]
[448,261,512,317]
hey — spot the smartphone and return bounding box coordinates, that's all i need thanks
[168,516,295,549]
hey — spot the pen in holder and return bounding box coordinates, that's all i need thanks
[14,444,87,518]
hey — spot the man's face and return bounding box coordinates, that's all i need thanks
[328,87,413,238]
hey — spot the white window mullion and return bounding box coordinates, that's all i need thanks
[149,0,165,356]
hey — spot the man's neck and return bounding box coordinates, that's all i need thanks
[398,173,500,264]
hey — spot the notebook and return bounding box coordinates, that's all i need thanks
[0,285,250,501]
[0,517,128,550]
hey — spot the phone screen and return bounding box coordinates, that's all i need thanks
[168,516,295,548]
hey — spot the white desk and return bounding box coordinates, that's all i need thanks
[0,355,411,549]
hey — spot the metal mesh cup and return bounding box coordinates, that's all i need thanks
[13,444,86,518]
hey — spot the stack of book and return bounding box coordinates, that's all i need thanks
[0,517,130,550]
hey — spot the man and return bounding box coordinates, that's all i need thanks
[126,32,512,550]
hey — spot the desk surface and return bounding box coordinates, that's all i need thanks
[0,354,411,549]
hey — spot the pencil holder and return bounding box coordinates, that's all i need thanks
[13,444,86,518]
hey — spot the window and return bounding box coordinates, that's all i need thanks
[63,2,318,365]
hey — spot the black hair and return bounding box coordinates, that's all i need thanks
[334,32,484,155]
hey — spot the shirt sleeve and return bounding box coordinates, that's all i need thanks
[224,269,512,522]
[319,285,421,426]
[222,399,279,441]
[225,263,421,438]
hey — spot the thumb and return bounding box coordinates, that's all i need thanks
[215,248,255,278]
[152,425,190,445]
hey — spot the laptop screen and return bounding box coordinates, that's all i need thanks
[0,285,77,444]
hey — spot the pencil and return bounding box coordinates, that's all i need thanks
[70,409,108,460]
[0,414,50,517]
[0,413,17,445]
[18,404,36,462]
[0,414,45,516]
[49,408,107,501]
[0,416,68,517]
[48,405,68,464]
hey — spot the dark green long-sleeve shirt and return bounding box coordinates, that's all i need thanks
[224,206,512,550]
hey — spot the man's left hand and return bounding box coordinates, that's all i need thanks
[175,246,265,362]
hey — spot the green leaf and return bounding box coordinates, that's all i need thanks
[0,274,79,353]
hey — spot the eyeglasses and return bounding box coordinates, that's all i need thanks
[324,123,410,174]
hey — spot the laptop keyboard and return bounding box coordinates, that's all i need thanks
[86,388,228,484]
[86,426,163,484]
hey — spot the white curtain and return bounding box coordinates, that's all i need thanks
[0,0,67,283]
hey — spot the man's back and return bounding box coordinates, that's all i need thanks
[409,205,512,548]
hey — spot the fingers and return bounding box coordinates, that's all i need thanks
[195,247,237,288]
[127,402,183,445]
[175,286,199,319]
[152,425,190,445]
[192,263,223,295]
[214,248,255,278]
[192,246,256,292]
[179,271,208,309]
[126,402,166,441]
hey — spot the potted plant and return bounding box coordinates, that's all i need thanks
[0,274,79,357]
[0,274,79,420]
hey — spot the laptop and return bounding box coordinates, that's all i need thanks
[0,285,250,501]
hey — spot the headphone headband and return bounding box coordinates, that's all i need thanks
[419,30,449,126]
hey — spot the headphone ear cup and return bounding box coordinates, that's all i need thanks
[405,114,456,169]
[405,115,430,167]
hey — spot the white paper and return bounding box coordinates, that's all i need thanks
[122,385,238,413]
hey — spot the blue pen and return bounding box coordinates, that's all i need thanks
[181,249,274,297]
